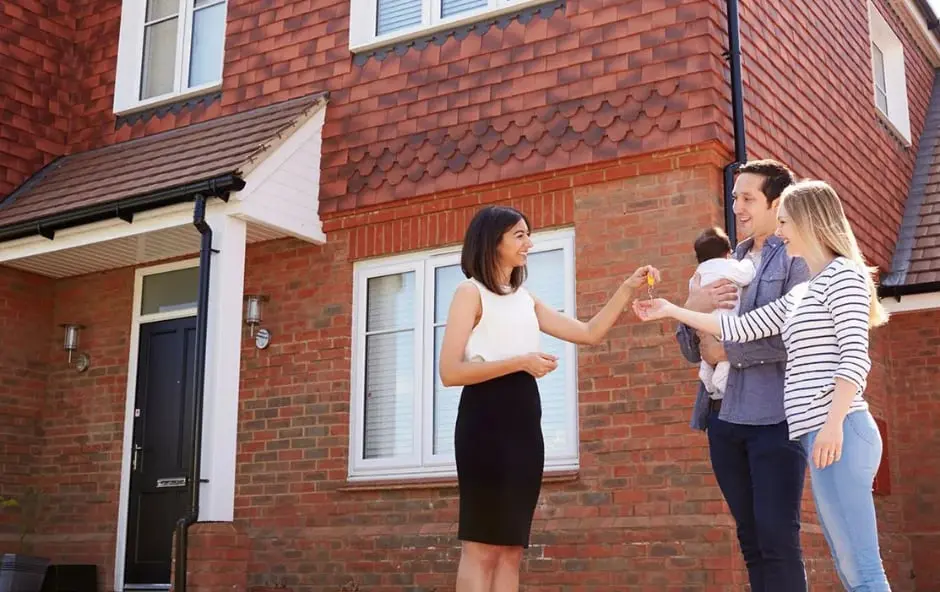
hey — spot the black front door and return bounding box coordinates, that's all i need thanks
[124,317,197,586]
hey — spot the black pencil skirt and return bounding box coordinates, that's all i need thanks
[454,371,544,548]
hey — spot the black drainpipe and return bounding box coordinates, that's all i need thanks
[174,192,213,592]
[723,0,746,246]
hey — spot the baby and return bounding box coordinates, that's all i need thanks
[691,227,756,397]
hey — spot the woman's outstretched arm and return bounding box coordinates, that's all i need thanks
[533,265,661,346]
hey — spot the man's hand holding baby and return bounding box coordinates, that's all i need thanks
[685,274,738,313]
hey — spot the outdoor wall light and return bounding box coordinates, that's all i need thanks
[244,295,271,349]
[60,323,90,372]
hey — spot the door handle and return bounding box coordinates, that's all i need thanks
[132,444,143,471]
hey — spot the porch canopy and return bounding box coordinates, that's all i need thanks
[0,91,329,277]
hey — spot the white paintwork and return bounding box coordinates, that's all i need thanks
[229,103,328,244]
[870,1,913,144]
[0,202,214,264]
[894,0,940,67]
[198,211,246,523]
[113,0,227,114]
[881,291,940,313]
[347,227,579,482]
[115,258,200,591]
[348,0,553,53]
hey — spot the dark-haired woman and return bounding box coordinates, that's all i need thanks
[439,205,659,591]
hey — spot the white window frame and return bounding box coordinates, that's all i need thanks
[348,0,553,53]
[868,2,912,144]
[113,0,228,114]
[348,227,578,482]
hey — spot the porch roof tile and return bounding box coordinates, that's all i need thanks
[0,91,328,230]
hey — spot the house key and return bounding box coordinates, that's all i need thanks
[646,272,656,301]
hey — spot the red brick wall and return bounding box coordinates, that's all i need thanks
[886,308,940,590]
[733,0,936,269]
[0,0,75,198]
[0,266,52,548]
[32,268,134,591]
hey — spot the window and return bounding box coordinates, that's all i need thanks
[348,0,550,52]
[348,229,578,481]
[868,2,911,144]
[114,0,228,113]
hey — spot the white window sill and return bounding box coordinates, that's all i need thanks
[348,0,557,54]
[339,468,580,492]
[875,106,912,148]
[113,81,223,117]
[346,457,579,485]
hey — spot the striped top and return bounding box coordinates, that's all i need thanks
[719,257,872,439]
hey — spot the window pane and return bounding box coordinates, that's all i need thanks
[141,267,199,315]
[141,17,179,99]
[441,0,486,18]
[433,326,461,455]
[538,334,570,456]
[188,1,226,87]
[876,89,888,114]
[872,43,887,93]
[524,249,565,310]
[376,0,422,35]
[146,0,178,21]
[363,331,414,459]
[434,264,463,324]
[367,273,415,332]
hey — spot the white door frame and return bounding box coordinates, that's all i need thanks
[114,258,199,590]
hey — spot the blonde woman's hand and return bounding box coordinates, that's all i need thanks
[632,298,674,321]
[622,265,662,291]
[517,352,558,379]
[812,419,844,469]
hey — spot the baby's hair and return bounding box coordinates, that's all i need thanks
[694,227,733,263]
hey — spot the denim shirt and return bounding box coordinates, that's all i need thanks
[676,234,810,430]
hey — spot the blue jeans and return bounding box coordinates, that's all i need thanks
[800,410,891,591]
[707,410,808,592]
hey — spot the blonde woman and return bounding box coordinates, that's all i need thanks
[634,180,890,591]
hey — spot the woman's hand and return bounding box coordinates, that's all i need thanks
[632,298,675,321]
[812,419,844,469]
[516,352,558,378]
[622,265,662,291]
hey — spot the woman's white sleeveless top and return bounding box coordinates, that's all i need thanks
[464,278,541,362]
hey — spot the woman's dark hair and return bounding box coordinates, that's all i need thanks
[460,205,530,295]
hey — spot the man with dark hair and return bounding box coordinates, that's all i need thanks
[676,159,811,592]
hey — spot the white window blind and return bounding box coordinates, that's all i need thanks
[441,0,487,19]
[363,273,416,459]
[349,229,579,481]
[376,0,422,35]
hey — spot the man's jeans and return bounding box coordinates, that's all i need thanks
[800,410,891,591]
[707,408,808,592]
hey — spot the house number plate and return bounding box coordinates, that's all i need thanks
[156,477,187,488]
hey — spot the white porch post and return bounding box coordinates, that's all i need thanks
[199,211,246,521]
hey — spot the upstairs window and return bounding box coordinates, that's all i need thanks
[868,2,911,144]
[348,0,549,52]
[114,0,228,113]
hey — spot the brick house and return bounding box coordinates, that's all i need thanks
[1,0,939,589]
